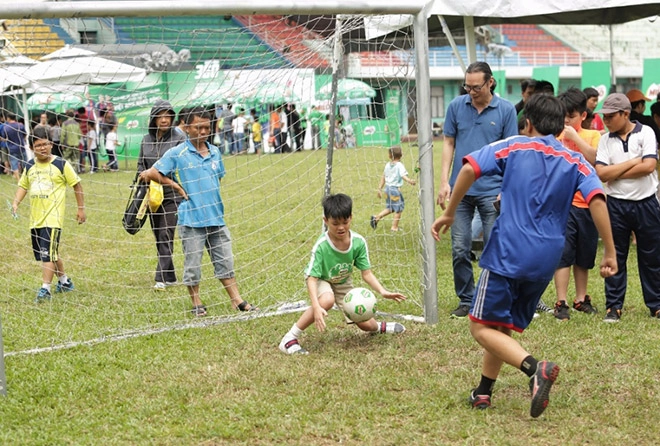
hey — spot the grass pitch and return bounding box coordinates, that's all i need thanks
[0,143,657,444]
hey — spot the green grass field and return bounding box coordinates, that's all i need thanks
[0,143,657,445]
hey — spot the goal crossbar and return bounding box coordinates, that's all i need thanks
[1,1,429,19]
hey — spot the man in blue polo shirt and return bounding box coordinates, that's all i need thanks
[140,106,257,317]
[437,62,518,318]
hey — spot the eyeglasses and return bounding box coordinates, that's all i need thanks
[462,80,488,93]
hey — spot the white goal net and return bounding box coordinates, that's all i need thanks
[0,5,435,355]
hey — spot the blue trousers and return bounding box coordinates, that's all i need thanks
[605,195,660,315]
[450,194,499,306]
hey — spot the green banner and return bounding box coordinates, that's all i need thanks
[493,70,506,98]
[88,73,167,112]
[532,66,559,95]
[642,58,660,102]
[581,61,610,110]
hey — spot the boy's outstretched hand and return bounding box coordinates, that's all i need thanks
[381,290,406,303]
[313,306,328,332]
[431,214,454,241]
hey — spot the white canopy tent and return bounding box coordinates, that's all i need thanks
[427,0,660,25]
[1,47,147,144]
[430,0,660,67]
[21,47,146,86]
[39,46,97,60]
[366,1,660,69]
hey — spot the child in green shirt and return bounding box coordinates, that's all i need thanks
[279,193,406,354]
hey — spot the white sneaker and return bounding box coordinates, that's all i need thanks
[279,337,308,355]
[153,282,166,291]
[165,281,179,287]
[378,321,406,334]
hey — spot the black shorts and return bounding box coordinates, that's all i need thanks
[31,227,61,262]
[558,206,598,269]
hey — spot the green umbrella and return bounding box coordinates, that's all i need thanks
[247,82,299,105]
[317,78,376,101]
[26,91,86,112]
[189,84,237,107]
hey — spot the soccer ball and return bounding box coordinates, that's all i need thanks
[342,287,378,323]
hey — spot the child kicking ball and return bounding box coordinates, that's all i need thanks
[432,94,617,417]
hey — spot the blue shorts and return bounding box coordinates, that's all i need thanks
[31,227,61,262]
[385,186,405,213]
[557,206,598,269]
[179,225,235,286]
[470,269,550,332]
[9,146,26,172]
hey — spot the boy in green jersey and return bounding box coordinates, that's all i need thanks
[279,193,406,354]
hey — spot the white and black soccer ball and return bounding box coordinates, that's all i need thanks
[342,287,378,323]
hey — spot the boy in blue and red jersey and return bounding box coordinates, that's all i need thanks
[432,94,618,418]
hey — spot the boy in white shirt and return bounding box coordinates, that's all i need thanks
[103,125,119,171]
[371,146,417,232]
[231,109,247,154]
[87,121,99,173]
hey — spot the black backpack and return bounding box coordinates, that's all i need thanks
[122,173,149,235]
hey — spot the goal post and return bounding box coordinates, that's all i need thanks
[0,1,438,361]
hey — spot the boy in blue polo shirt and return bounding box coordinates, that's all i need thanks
[140,106,257,317]
[432,94,617,418]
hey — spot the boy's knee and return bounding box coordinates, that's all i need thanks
[469,320,490,341]
[318,292,336,309]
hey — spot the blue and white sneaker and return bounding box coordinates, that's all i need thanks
[35,287,52,303]
[55,280,75,293]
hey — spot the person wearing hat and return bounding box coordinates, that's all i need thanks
[626,89,660,146]
[595,93,660,323]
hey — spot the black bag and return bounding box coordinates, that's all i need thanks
[122,173,149,235]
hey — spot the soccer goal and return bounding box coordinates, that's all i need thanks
[0,2,436,358]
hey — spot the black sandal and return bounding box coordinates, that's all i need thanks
[237,301,258,312]
[191,305,207,317]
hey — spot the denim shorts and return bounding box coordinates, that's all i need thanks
[178,225,235,286]
[9,147,26,172]
[384,186,404,213]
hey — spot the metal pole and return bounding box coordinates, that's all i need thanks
[609,25,617,92]
[463,16,477,65]
[0,315,7,396]
[414,9,438,325]
[323,15,343,199]
[0,1,427,19]
[438,15,466,73]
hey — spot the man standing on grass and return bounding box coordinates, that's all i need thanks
[2,113,27,182]
[436,61,518,319]
[139,107,257,317]
[594,93,660,322]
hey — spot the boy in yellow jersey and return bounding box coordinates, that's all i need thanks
[12,127,86,302]
[553,88,602,320]
[252,115,262,155]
